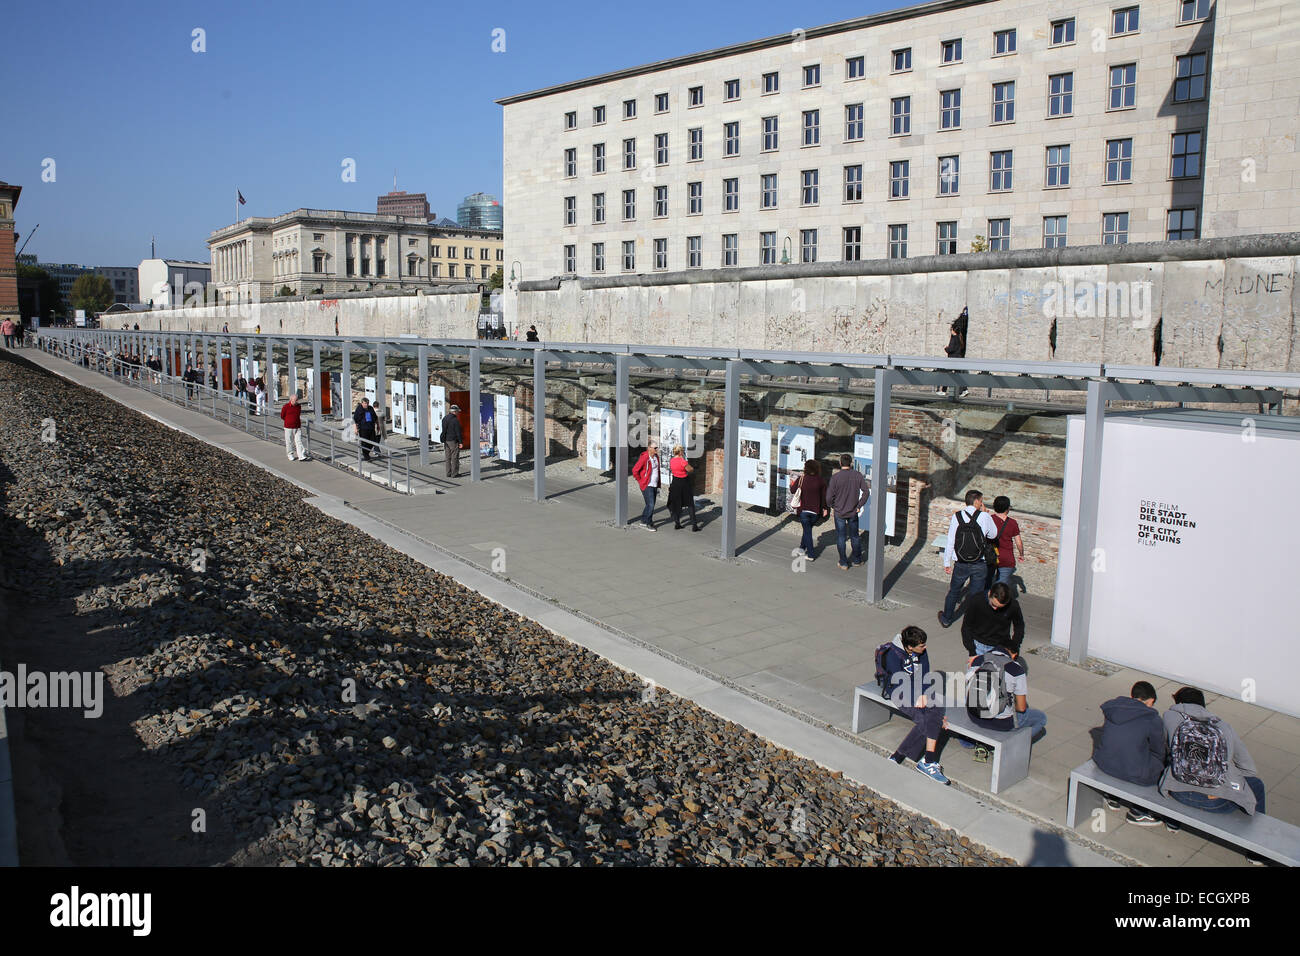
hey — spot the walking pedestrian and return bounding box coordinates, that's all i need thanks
[441,403,463,477]
[826,453,870,570]
[667,444,700,531]
[255,379,267,416]
[989,495,1024,590]
[353,398,379,459]
[525,325,540,342]
[790,459,829,560]
[1,317,13,348]
[280,394,309,461]
[632,438,662,530]
[937,490,999,629]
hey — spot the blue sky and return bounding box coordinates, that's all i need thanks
[2,0,889,267]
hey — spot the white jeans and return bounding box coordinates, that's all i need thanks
[284,427,307,460]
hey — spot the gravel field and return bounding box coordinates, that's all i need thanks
[0,350,1013,866]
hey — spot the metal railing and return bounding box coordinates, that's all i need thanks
[37,336,415,494]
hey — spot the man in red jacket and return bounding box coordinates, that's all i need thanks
[280,394,309,461]
[631,438,661,530]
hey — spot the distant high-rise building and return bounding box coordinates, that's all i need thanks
[377,190,431,221]
[457,192,503,231]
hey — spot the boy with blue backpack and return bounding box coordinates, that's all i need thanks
[876,625,950,785]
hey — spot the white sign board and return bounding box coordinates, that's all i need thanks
[1052,414,1300,717]
[495,394,517,462]
[429,385,446,443]
[74,309,86,327]
[854,435,900,536]
[364,376,376,406]
[658,407,690,479]
[736,419,772,508]
[586,400,610,470]
[776,425,815,511]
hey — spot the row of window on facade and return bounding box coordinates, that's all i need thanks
[562,132,1203,228]
[561,2,1212,131]
[338,259,498,280]
[563,52,1207,182]
[559,209,1199,273]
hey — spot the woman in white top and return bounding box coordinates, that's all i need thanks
[255,380,267,415]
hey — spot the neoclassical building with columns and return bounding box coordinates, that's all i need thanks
[208,208,502,301]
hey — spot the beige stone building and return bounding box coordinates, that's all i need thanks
[209,209,501,301]
[498,0,1300,278]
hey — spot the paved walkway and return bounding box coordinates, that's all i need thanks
[25,346,1300,866]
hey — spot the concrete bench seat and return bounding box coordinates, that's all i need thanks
[852,681,1032,794]
[1066,759,1300,866]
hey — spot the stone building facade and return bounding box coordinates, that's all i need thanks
[499,0,1299,279]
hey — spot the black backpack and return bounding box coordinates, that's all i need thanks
[953,510,988,564]
[873,641,897,694]
[1170,714,1230,788]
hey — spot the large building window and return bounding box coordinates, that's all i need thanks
[844,164,863,202]
[889,160,910,199]
[563,245,576,273]
[622,188,636,220]
[937,221,958,255]
[845,103,863,141]
[655,92,669,113]
[990,150,1013,191]
[801,228,818,263]
[1174,52,1207,102]
[653,238,668,270]
[564,148,576,178]
[941,38,962,63]
[689,86,704,108]
[723,177,739,212]
[622,240,636,271]
[1105,138,1133,183]
[1102,212,1129,244]
[1179,0,1211,25]
[593,105,606,125]
[724,78,740,101]
[891,96,911,136]
[593,142,605,174]
[940,89,961,129]
[688,127,703,161]
[992,81,1015,123]
[623,138,636,170]
[1043,215,1068,248]
[592,242,605,272]
[623,98,637,119]
[763,71,779,94]
[723,233,738,266]
[1167,208,1198,240]
[803,64,821,87]
[563,196,576,226]
[801,169,819,205]
[1112,6,1139,35]
[687,236,702,268]
[655,132,669,165]
[994,28,1017,55]
[1048,73,1074,116]
[888,224,908,259]
[938,156,959,195]
[1109,63,1137,109]
[988,218,1010,251]
[688,181,703,215]
[761,173,778,209]
[564,111,577,130]
[760,231,777,265]
[724,121,740,156]
[1171,131,1202,178]
[762,115,779,151]
[1051,18,1076,45]
[842,226,861,262]
[802,109,820,146]
[846,55,865,79]
[654,185,668,218]
[1046,144,1071,187]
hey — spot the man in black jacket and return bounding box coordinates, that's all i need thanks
[961,581,1025,661]
[1093,681,1168,825]
[441,404,463,477]
[353,398,379,460]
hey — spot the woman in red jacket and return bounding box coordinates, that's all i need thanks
[667,444,701,532]
[791,459,829,560]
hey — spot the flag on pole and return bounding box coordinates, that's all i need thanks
[237,190,246,205]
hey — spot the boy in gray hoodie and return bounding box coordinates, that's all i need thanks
[1159,686,1264,817]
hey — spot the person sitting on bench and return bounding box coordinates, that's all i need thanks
[1092,681,1168,826]
[1160,687,1264,818]
[966,646,1046,742]
[881,626,950,785]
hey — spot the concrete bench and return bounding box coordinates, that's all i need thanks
[1066,759,1300,866]
[852,682,1032,794]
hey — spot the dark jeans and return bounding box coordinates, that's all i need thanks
[640,486,658,524]
[942,560,987,625]
[798,511,818,556]
[897,704,946,761]
[359,428,376,459]
[834,514,863,567]
[1170,777,1265,815]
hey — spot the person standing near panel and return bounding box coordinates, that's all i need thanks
[441,403,463,478]
[667,444,700,532]
[632,438,662,530]
[280,394,309,462]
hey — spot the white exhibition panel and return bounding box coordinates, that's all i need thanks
[586,400,610,470]
[496,394,517,462]
[429,385,446,443]
[658,408,690,479]
[1052,415,1300,717]
[777,425,815,512]
[364,376,376,406]
[854,435,899,536]
[736,419,772,508]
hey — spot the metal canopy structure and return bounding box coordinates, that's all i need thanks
[38,327,1300,667]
